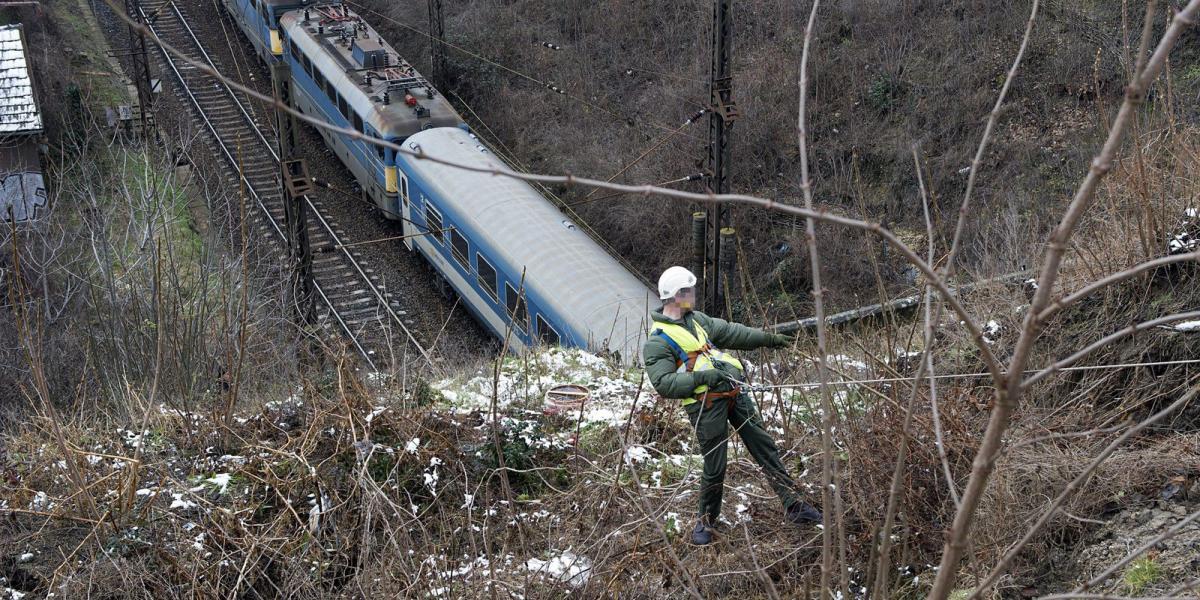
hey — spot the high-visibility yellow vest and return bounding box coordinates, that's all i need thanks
[650,320,744,406]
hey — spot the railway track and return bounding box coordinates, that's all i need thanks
[140,0,433,371]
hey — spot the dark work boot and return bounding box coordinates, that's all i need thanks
[691,519,714,545]
[786,501,823,525]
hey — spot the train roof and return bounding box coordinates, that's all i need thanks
[401,127,656,360]
[279,4,462,138]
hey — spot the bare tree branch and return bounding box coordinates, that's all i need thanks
[1021,309,1200,389]
[928,3,1200,596]
[1036,251,1200,322]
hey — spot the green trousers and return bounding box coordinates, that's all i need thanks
[684,392,801,524]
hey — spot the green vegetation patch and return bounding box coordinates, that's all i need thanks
[1123,556,1162,594]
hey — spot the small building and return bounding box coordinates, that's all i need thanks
[0,23,47,223]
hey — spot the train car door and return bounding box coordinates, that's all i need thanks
[400,175,414,251]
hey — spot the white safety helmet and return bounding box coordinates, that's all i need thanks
[657,266,697,300]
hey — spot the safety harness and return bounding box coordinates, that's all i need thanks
[652,319,742,410]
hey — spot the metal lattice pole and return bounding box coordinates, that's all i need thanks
[428,0,446,90]
[705,0,738,315]
[125,0,154,137]
[271,62,317,346]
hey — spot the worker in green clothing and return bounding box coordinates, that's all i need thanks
[644,266,823,545]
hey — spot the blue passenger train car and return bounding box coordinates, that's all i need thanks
[397,127,655,360]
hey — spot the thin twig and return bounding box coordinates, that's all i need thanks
[796,2,834,594]
[1072,507,1200,594]
[1021,309,1200,389]
[743,522,782,600]
[916,146,960,508]
[1036,250,1200,322]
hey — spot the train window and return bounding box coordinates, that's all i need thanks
[424,206,444,244]
[352,113,364,134]
[326,83,337,107]
[313,71,326,94]
[505,283,528,331]
[400,177,408,208]
[536,316,560,346]
[450,229,469,269]
[376,141,385,160]
[302,55,313,78]
[259,2,268,24]
[476,254,498,300]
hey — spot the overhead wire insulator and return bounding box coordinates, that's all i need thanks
[663,173,706,185]
[546,83,566,94]
[539,41,562,51]
[684,108,708,125]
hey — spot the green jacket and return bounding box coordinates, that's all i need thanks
[643,310,776,399]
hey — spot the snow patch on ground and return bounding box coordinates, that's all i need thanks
[169,492,197,511]
[434,347,643,427]
[984,319,1002,344]
[625,445,651,464]
[207,473,232,493]
[1169,320,1200,332]
[525,549,592,587]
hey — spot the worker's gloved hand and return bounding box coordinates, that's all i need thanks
[767,333,795,348]
[695,369,728,389]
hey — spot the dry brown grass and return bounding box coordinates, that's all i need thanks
[973,432,1200,584]
[3,255,1199,599]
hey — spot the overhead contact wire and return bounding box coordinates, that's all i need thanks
[343,0,703,141]
[581,111,707,200]
[731,356,1200,392]
[567,174,703,208]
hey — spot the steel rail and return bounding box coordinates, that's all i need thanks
[171,3,268,152]
[142,2,376,371]
[143,1,436,370]
[166,1,434,368]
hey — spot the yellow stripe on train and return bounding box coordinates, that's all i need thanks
[385,166,398,193]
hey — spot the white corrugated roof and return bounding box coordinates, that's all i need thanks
[0,24,42,135]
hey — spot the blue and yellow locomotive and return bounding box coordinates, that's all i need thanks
[224,0,462,216]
